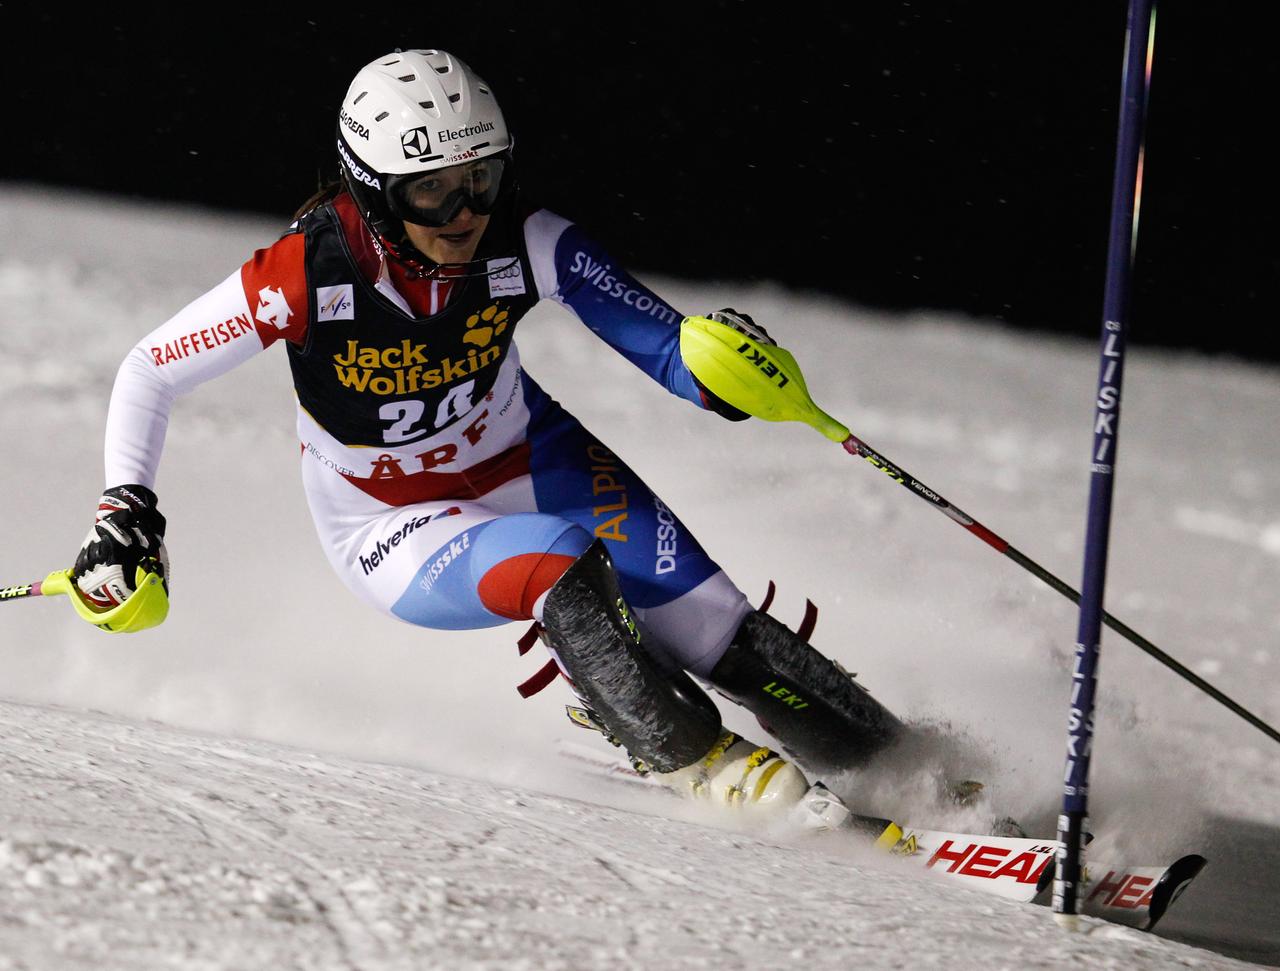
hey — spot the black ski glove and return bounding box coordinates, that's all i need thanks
[693,308,777,421]
[707,308,776,347]
[74,485,169,607]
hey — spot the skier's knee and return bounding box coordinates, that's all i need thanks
[473,514,592,620]
[631,570,753,676]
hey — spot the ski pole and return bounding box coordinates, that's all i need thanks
[1056,0,1159,928]
[838,432,1278,746]
[680,316,1280,748]
[0,566,169,633]
[0,578,48,603]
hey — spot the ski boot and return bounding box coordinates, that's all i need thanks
[545,541,820,820]
[649,729,810,819]
[705,609,905,776]
[567,700,835,825]
[541,541,721,773]
[708,611,1030,836]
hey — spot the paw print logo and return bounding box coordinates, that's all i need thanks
[463,303,509,348]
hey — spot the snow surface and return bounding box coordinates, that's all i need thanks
[1,185,1277,969]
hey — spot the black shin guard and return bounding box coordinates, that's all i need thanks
[708,610,904,773]
[541,541,721,773]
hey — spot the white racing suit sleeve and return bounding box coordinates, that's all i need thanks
[103,231,308,487]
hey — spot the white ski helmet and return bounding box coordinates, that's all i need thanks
[336,49,513,250]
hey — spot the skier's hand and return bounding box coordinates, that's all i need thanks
[707,308,776,346]
[679,313,851,442]
[688,309,774,420]
[74,485,169,608]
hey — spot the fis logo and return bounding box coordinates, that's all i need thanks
[317,284,355,322]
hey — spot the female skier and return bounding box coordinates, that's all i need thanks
[73,49,903,824]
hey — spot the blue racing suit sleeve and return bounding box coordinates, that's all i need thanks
[544,220,703,407]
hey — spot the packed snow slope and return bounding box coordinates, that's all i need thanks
[1,186,1277,968]
[0,699,1264,971]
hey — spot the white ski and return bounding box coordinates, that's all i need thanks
[557,738,1205,931]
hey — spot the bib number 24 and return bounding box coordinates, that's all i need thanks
[378,381,476,443]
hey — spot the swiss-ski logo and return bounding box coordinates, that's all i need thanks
[255,286,294,330]
[419,532,471,592]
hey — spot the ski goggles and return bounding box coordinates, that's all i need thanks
[386,155,508,227]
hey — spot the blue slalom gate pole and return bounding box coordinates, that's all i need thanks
[1053,0,1158,928]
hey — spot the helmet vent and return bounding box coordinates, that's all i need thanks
[479,86,490,94]
[435,65,450,74]
[374,111,390,122]
[354,91,368,104]
[447,93,461,103]
[398,74,416,82]
[419,101,435,109]
[381,57,401,66]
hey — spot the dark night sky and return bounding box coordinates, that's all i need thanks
[3,4,1275,361]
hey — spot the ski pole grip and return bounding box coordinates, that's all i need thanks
[39,566,169,633]
[679,316,851,442]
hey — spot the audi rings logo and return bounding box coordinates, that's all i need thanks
[401,126,431,159]
[486,257,527,297]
